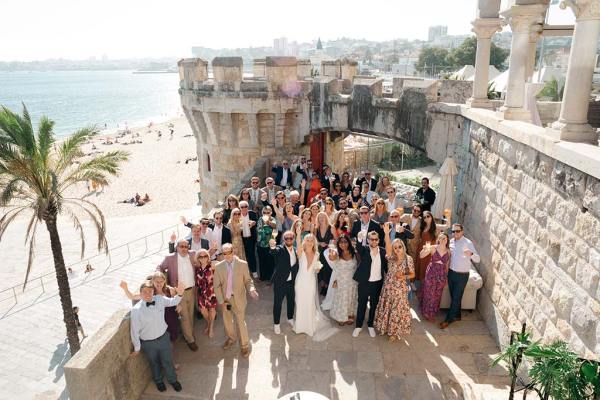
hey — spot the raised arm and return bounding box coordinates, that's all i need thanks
[295,224,303,258]
[119,281,140,301]
[383,222,392,258]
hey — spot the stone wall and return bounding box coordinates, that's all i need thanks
[64,309,151,400]
[454,117,600,359]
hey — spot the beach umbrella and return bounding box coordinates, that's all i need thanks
[432,156,458,222]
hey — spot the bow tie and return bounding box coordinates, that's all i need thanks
[146,301,155,307]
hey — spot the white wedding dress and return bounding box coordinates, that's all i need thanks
[294,252,339,341]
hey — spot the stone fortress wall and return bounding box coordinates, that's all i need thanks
[178,56,600,359]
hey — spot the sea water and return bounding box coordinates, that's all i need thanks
[0,70,181,137]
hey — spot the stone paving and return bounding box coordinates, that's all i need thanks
[140,282,511,400]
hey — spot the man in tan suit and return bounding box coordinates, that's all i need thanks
[213,243,258,358]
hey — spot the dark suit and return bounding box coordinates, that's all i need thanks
[208,223,232,246]
[271,166,293,188]
[320,173,340,191]
[355,177,377,191]
[353,242,388,328]
[388,223,415,249]
[269,245,299,324]
[351,219,385,245]
[168,237,209,254]
[241,211,259,274]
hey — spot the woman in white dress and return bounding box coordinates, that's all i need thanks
[293,225,339,341]
[327,234,358,325]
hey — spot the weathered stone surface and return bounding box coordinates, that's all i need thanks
[583,176,600,217]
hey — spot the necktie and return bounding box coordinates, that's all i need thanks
[146,301,155,307]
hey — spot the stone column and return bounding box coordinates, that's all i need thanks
[497,4,547,121]
[548,0,600,142]
[527,27,543,81]
[467,18,503,109]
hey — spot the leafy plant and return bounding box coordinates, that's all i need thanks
[0,104,129,355]
[488,82,500,100]
[538,77,564,102]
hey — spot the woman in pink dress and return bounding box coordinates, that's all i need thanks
[419,233,450,322]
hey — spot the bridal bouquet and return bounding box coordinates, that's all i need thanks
[315,261,323,273]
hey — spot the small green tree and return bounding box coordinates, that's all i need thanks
[446,36,509,71]
[415,47,449,73]
[538,77,563,101]
[0,104,129,355]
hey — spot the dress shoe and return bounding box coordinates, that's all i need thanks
[274,324,281,335]
[352,328,362,337]
[241,346,251,358]
[170,381,182,392]
[187,341,198,351]
[368,327,376,338]
[156,382,166,392]
[223,338,236,350]
[439,321,450,329]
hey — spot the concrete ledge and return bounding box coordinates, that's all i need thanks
[64,309,151,400]
[436,103,600,180]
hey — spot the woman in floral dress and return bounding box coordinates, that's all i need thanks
[374,223,415,341]
[419,233,450,322]
[327,234,358,325]
[195,249,217,337]
[227,208,246,261]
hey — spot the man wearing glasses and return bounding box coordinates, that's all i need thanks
[351,206,384,246]
[268,231,299,335]
[213,243,258,358]
[415,177,436,212]
[440,224,480,329]
[239,200,259,279]
[262,177,279,203]
[157,239,199,351]
[209,211,232,261]
[400,204,423,260]
[355,170,377,192]
[249,176,265,213]
[271,160,293,188]
[388,210,414,248]
[352,231,388,338]
[384,186,406,213]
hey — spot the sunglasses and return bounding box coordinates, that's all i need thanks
[201,222,209,225]
[215,217,222,220]
[277,196,285,200]
[452,230,462,233]
[233,212,241,216]
[240,205,248,208]
[284,237,294,241]
[199,255,209,259]
[222,251,233,255]
[368,238,379,242]
[267,182,274,185]
[390,215,399,218]
[178,245,189,248]
[359,211,369,214]
[413,209,421,213]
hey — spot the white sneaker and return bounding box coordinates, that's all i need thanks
[368,327,376,338]
[274,324,281,335]
[252,272,259,279]
[352,328,362,337]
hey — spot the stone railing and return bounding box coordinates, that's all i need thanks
[64,309,151,400]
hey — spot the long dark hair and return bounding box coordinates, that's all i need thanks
[420,210,437,237]
[336,234,356,259]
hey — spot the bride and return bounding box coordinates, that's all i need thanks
[293,224,338,341]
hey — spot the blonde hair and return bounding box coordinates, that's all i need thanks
[195,249,211,267]
[302,233,319,254]
[391,238,407,262]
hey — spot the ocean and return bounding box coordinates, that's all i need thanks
[0,70,182,137]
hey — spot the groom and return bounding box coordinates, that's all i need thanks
[352,230,388,338]
[269,231,299,335]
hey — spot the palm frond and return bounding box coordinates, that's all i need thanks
[37,116,55,165]
[63,207,85,259]
[23,216,39,290]
[62,198,108,253]
[58,150,129,191]
[54,126,99,174]
[0,205,30,241]
[0,105,36,156]
[1,178,24,206]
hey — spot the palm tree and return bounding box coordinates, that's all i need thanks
[0,104,128,355]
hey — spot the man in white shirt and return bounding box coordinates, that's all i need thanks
[440,223,480,329]
[352,231,388,338]
[210,211,232,261]
[157,240,199,351]
[130,280,185,392]
[269,231,299,334]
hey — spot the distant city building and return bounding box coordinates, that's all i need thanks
[432,34,471,49]
[273,37,288,56]
[428,25,448,42]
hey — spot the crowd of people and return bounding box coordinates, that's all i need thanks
[123,157,479,393]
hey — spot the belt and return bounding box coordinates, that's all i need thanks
[450,269,470,275]
[141,331,167,342]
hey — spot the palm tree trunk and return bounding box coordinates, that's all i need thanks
[45,215,81,355]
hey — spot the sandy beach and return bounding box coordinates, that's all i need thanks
[65,116,201,219]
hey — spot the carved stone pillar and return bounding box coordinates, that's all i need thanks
[497,4,547,121]
[527,26,543,81]
[549,0,600,142]
[467,18,503,109]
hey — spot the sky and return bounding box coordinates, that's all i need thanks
[0,0,576,61]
